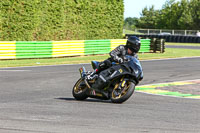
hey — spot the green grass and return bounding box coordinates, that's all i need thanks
[166,42,200,46]
[139,48,200,60]
[0,48,200,68]
[0,55,110,68]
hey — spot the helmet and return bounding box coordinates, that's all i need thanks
[126,36,141,53]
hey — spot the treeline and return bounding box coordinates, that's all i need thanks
[124,0,200,30]
[0,0,124,41]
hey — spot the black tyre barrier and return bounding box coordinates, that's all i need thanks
[192,37,198,43]
[149,38,165,53]
[197,37,200,43]
[180,36,185,43]
[126,34,200,43]
[157,35,161,39]
[174,36,178,42]
[150,38,157,52]
[185,36,190,43]
[152,35,156,38]
[189,36,193,43]
[169,36,173,42]
[165,36,170,42]
[156,39,165,53]
[177,36,181,43]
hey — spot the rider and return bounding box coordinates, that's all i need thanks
[86,36,143,81]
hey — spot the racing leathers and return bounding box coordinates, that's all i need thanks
[87,45,143,81]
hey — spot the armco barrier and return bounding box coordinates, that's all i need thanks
[0,39,151,60]
[84,40,111,55]
[0,41,16,59]
[16,41,53,59]
[52,40,85,57]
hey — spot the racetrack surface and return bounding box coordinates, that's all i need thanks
[0,57,200,133]
[166,45,200,49]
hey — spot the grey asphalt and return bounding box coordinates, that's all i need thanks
[0,57,200,133]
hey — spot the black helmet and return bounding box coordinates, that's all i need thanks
[126,36,141,53]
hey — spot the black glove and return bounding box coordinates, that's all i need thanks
[123,56,128,62]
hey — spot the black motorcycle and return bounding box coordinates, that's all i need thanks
[72,56,141,103]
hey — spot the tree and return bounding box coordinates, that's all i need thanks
[124,17,138,30]
[158,0,181,29]
[137,5,159,29]
[189,0,200,29]
[178,0,193,29]
[125,0,200,30]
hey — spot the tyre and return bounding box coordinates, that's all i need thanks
[72,78,88,100]
[111,81,135,103]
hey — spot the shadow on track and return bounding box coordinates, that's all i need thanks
[56,97,112,104]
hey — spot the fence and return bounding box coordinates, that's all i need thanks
[132,29,200,36]
[0,39,151,60]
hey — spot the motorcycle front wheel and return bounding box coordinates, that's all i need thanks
[111,81,135,103]
[72,78,88,100]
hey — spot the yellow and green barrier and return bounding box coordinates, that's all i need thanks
[0,41,16,59]
[0,39,151,60]
[84,40,111,55]
[16,41,53,59]
[52,40,85,57]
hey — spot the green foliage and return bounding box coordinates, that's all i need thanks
[189,0,200,29]
[137,6,159,29]
[0,0,124,41]
[125,0,200,30]
[124,17,138,30]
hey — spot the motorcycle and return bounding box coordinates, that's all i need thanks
[72,55,141,103]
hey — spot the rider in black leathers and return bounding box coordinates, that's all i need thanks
[87,36,143,81]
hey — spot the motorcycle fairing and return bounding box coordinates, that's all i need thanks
[91,62,138,90]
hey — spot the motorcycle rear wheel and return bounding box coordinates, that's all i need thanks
[72,78,88,100]
[111,81,135,103]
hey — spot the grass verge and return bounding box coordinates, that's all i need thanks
[0,48,200,68]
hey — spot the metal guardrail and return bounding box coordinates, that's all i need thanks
[133,29,200,36]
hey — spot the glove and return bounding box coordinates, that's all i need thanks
[117,57,123,63]
[123,56,128,62]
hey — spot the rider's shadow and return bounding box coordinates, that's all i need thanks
[55,97,112,103]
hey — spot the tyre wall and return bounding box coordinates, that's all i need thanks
[126,34,200,43]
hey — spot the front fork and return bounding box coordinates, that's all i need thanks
[79,67,92,89]
[113,76,128,95]
[117,76,126,89]
[120,76,126,88]
[79,67,86,78]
